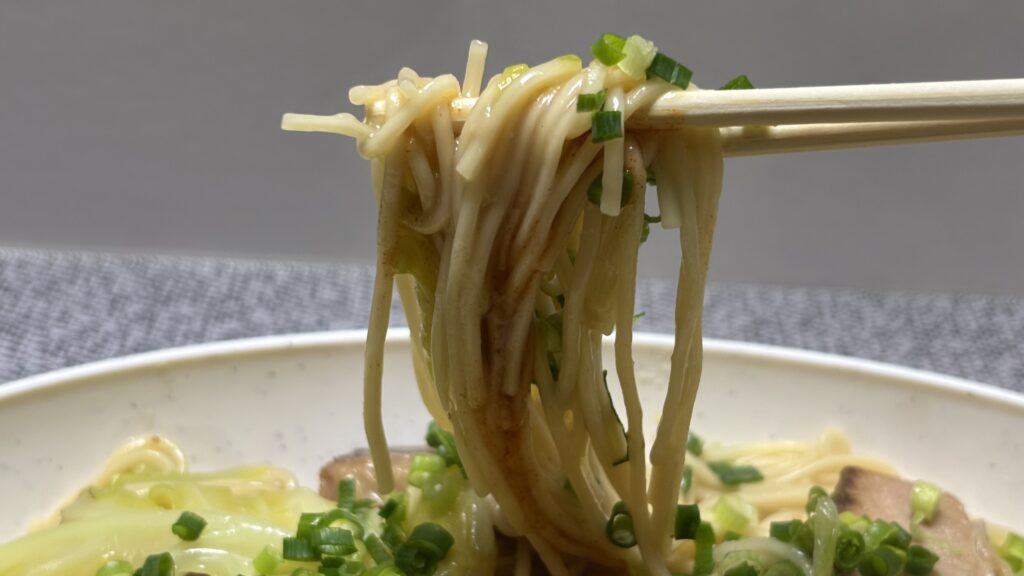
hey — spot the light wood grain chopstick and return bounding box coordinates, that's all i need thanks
[720,117,1024,157]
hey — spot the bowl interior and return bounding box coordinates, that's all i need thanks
[0,331,1021,542]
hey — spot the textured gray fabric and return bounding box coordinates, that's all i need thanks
[1,249,1022,392]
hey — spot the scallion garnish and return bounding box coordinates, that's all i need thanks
[713,494,758,534]
[720,74,754,90]
[576,90,607,112]
[693,521,716,575]
[170,510,206,541]
[863,520,911,551]
[686,432,704,457]
[95,560,134,576]
[365,533,393,564]
[312,527,357,554]
[910,480,942,524]
[834,524,867,571]
[380,492,407,524]
[138,552,174,576]
[591,33,627,66]
[1000,532,1024,572]
[805,486,829,514]
[605,501,637,548]
[282,536,318,562]
[764,560,803,576]
[858,544,907,576]
[646,52,693,90]
[587,170,633,207]
[708,462,764,485]
[426,421,463,471]
[591,110,623,143]
[905,544,940,575]
[336,478,357,510]
[674,504,701,539]
[394,523,455,576]
[769,519,803,543]
[252,545,281,575]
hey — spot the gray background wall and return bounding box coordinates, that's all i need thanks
[1,1,1022,296]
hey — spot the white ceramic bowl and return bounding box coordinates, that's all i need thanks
[1,331,1021,543]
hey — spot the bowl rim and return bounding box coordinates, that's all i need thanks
[1,330,1021,415]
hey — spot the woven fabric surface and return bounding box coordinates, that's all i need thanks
[1,249,1022,392]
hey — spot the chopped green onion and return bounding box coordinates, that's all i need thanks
[382,523,406,551]
[291,569,320,576]
[834,524,867,571]
[858,544,907,576]
[1000,532,1024,572]
[170,510,206,541]
[606,501,637,548]
[426,421,463,471]
[905,544,940,575]
[365,533,393,564]
[380,493,407,524]
[791,521,816,555]
[253,545,282,575]
[693,521,716,576]
[713,494,758,534]
[314,508,367,540]
[763,560,803,576]
[394,523,455,576]
[138,552,174,576]
[723,563,760,576]
[722,530,743,542]
[283,537,318,562]
[321,549,347,568]
[95,560,134,576]
[720,75,754,90]
[336,478,357,510]
[591,33,627,66]
[839,511,871,532]
[910,480,942,524]
[674,504,701,540]
[708,462,764,485]
[618,35,658,80]
[297,512,321,539]
[864,520,912,551]
[576,90,607,112]
[769,520,803,543]
[408,523,455,558]
[341,561,367,575]
[408,453,446,488]
[591,110,623,143]
[805,486,830,515]
[680,465,694,494]
[312,527,357,554]
[686,432,704,457]
[646,52,693,90]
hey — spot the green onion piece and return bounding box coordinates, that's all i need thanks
[425,421,463,471]
[342,561,367,575]
[365,533,393,565]
[763,560,803,576]
[910,480,942,524]
[722,531,743,542]
[805,486,829,515]
[591,110,623,143]
[408,523,455,558]
[380,493,407,524]
[297,512,321,539]
[693,521,716,576]
[769,520,803,543]
[381,523,406,552]
[723,562,760,576]
[834,524,867,571]
[606,501,637,548]
[646,52,693,90]
[320,550,347,568]
[618,35,658,80]
[905,544,940,575]
[96,560,134,576]
[591,33,627,66]
[686,432,704,457]
[792,521,816,555]
[315,508,367,540]
[713,494,758,534]
[1000,532,1024,572]
[839,511,871,532]
[719,74,754,90]
[708,462,764,485]
[336,478,357,510]
[283,536,318,562]
[674,504,701,540]
[138,552,174,576]
[586,170,633,208]
[864,520,912,551]
[408,453,446,488]
[170,510,206,541]
[680,465,694,494]
[253,545,282,575]
[858,544,907,576]
[291,569,320,576]
[312,527,357,554]
[576,90,607,112]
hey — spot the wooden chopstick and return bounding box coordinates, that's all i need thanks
[720,118,1024,157]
